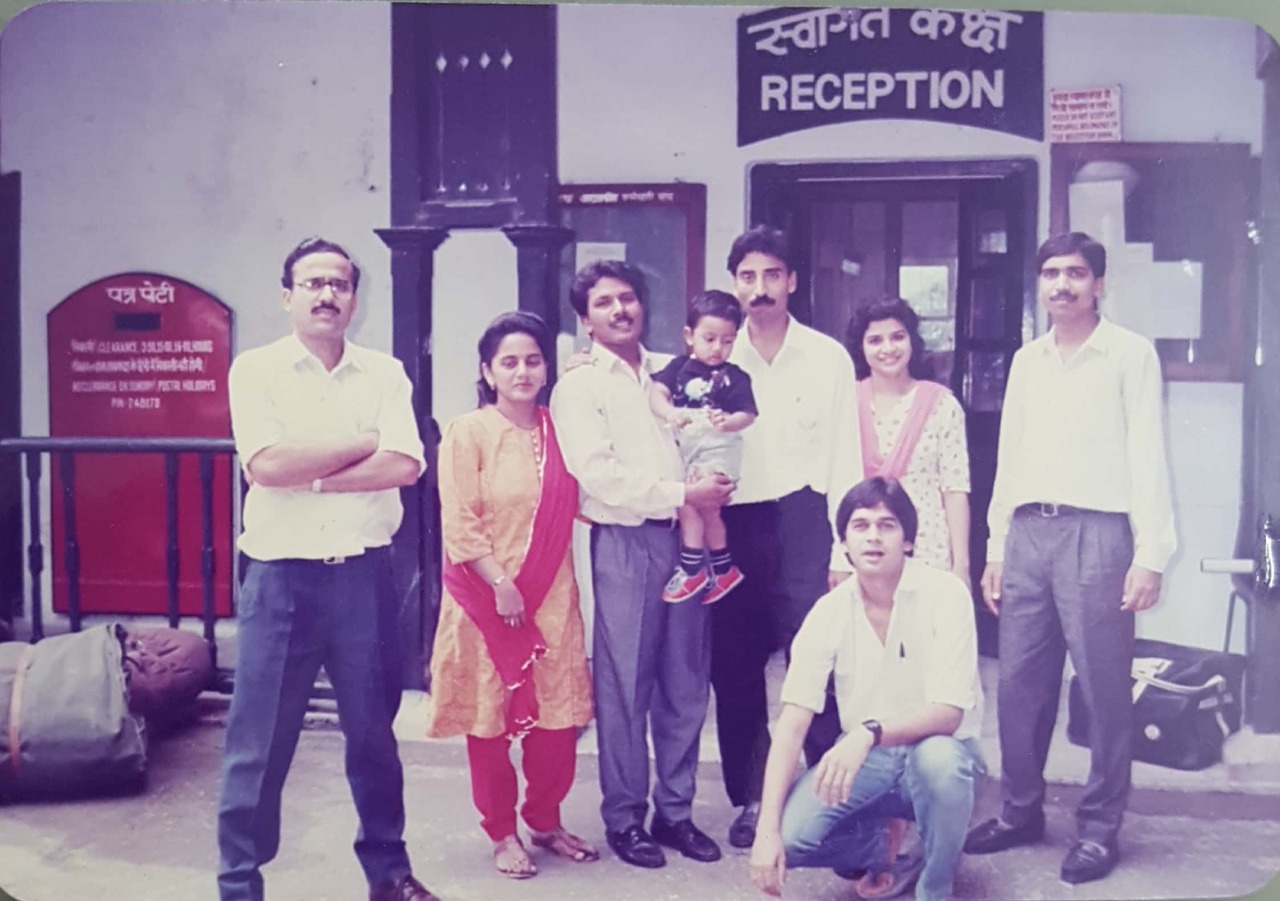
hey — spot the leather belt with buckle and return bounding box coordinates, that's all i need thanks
[643,518,678,529]
[322,556,346,565]
[1017,502,1085,517]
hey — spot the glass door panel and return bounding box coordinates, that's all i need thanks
[900,199,959,385]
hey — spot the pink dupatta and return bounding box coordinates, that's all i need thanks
[441,408,578,737]
[857,379,949,481]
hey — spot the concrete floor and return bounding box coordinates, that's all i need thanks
[3,644,1280,901]
[1,722,1278,901]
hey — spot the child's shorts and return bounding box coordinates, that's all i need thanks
[677,413,743,483]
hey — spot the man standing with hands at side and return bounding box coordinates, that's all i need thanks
[217,237,438,901]
[963,232,1176,885]
[716,226,862,849]
[551,260,735,870]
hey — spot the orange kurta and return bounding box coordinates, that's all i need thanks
[425,405,593,739]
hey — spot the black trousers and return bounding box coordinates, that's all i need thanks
[711,487,842,808]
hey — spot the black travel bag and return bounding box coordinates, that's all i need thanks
[1066,637,1246,771]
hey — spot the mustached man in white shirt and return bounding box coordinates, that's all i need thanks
[749,477,983,901]
[963,232,1176,886]
[716,226,863,850]
[549,260,736,870]
[217,238,438,901]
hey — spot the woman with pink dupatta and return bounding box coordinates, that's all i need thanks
[836,297,972,900]
[425,312,595,880]
[845,297,972,582]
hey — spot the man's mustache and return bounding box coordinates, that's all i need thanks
[749,295,775,307]
[610,315,634,327]
[311,302,341,315]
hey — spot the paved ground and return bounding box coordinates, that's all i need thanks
[2,713,1279,901]
[5,622,1280,901]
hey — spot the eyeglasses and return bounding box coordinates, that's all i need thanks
[294,277,354,296]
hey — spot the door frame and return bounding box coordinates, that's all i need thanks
[748,157,1040,334]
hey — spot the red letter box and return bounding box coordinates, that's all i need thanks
[47,273,234,617]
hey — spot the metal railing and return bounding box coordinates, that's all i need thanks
[0,437,237,668]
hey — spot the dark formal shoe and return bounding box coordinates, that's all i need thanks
[963,813,1046,854]
[728,801,761,849]
[368,873,441,901]
[606,824,667,869]
[1060,839,1119,884]
[651,815,723,862]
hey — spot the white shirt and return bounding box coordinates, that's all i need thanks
[986,317,1176,573]
[549,342,686,526]
[729,315,862,568]
[230,335,426,561]
[780,559,984,740]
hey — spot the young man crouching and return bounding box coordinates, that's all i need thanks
[749,477,983,901]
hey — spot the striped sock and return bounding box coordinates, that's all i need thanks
[680,547,705,576]
[710,548,732,576]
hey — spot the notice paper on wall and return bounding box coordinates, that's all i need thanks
[1049,85,1122,143]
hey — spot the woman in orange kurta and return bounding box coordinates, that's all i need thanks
[425,311,595,880]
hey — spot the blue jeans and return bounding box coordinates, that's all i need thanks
[216,548,412,901]
[781,735,983,901]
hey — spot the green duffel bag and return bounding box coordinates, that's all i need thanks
[0,624,148,800]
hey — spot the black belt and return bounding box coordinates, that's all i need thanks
[1016,502,1089,517]
[643,517,678,529]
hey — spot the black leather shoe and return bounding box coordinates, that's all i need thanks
[606,824,667,869]
[1060,839,1119,884]
[651,816,723,863]
[728,802,761,849]
[368,874,441,901]
[963,813,1046,854]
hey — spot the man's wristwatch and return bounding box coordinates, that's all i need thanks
[490,574,508,588]
[861,718,883,747]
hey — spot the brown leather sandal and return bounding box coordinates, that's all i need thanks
[492,834,538,879]
[529,827,600,862]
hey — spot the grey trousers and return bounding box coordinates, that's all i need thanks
[590,521,712,833]
[997,507,1135,844]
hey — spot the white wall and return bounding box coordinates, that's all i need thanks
[431,232,518,427]
[548,4,1263,651]
[1152,383,1248,652]
[1,1,393,624]
[557,5,1263,293]
[0,3,1265,650]
[1,1,395,437]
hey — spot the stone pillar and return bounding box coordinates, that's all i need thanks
[374,225,449,691]
[502,223,574,379]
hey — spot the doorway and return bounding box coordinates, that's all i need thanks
[750,158,1038,654]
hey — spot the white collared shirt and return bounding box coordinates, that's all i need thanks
[986,317,1176,572]
[549,342,686,526]
[230,335,426,561]
[729,315,861,566]
[780,559,984,740]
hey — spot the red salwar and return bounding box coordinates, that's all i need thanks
[465,726,578,841]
